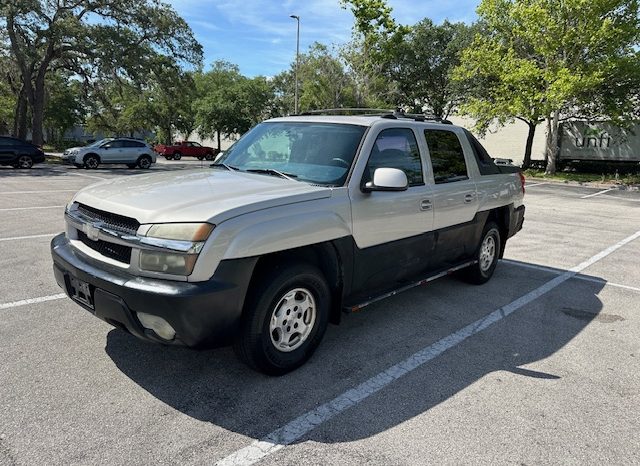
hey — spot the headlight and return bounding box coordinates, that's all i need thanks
[140,250,198,275]
[138,223,214,276]
[146,223,214,241]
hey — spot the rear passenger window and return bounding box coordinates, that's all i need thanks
[365,128,423,186]
[424,130,469,184]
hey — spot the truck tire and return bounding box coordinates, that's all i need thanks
[83,154,100,169]
[197,156,204,161]
[460,221,501,285]
[165,155,174,160]
[234,263,330,375]
[205,152,215,161]
[173,152,182,161]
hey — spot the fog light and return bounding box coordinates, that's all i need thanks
[136,312,176,340]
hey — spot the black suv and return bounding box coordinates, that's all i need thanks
[0,136,46,169]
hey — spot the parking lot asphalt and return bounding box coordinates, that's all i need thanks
[1,164,639,465]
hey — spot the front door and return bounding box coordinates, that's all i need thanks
[349,127,435,295]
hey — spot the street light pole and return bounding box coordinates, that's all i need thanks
[290,14,300,114]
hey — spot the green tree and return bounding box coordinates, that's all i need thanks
[340,0,399,108]
[194,62,274,149]
[1,0,202,145]
[273,43,357,114]
[44,72,83,142]
[455,0,640,172]
[383,19,476,118]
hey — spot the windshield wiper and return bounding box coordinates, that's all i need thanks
[245,168,298,180]
[210,163,239,171]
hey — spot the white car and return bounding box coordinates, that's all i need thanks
[52,111,525,374]
[64,138,156,169]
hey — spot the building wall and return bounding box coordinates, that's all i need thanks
[448,116,547,166]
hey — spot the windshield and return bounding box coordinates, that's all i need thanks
[88,138,114,147]
[216,122,367,186]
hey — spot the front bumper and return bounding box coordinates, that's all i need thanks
[51,233,257,347]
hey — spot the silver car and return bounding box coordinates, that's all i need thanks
[65,138,156,169]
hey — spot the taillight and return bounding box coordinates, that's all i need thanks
[519,172,526,194]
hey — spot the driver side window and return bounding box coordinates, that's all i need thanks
[364,128,424,187]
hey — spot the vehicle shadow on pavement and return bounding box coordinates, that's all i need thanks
[104,264,607,445]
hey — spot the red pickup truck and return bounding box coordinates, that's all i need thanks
[154,141,219,161]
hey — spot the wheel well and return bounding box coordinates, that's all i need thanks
[248,242,344,325]
[84,152,100,161]
[485,206,510,258]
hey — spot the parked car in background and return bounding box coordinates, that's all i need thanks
[64,138,156,169]
[0,136,46,169]
[154,141,219,160]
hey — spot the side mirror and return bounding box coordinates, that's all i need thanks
[362,167,409,193]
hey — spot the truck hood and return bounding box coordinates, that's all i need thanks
[72,169,332,224]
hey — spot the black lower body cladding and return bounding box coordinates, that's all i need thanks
[50,233,257,347]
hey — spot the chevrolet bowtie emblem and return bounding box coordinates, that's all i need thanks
[84,223,100,241]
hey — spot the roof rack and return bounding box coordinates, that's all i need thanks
[297,108,395,116]
[297,107,452,124]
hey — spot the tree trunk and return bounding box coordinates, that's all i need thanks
[31,74,46,145]
[217,131,221,150]
[522,121,536,169]
[14,87,28,139]
[545,110,561,175]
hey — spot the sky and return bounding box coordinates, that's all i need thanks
[168,0,479,77]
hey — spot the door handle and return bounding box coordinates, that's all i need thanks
[420,199,432,211]
[464,193,475,203]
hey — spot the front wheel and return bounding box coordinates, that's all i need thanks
[234,263,330,375]
[205,152,215,161]
[84,155,99,169]
[459,221,501,285]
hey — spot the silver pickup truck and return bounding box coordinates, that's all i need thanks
[51,112,525,374]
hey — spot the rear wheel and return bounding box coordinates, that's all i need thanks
[137,155,152,169]
[15,155,33,169]
[84,154,99,169]
[173,152,182,161]
[205,152,215,161]
[234,263,330,375]
[197,156,204,161]
[459,221,501,285]
[165,155,174,160]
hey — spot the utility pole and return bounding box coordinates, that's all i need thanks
[290,14,300,114]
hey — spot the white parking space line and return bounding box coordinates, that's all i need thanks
[0,190,76,194]
[217,230,640,466]
[69,172,107,180]
[524,182,548,187]
[0,233,57,242]
[501,259,640,293]
[601,194,640,202]
[0,293,66,310]
[0,205,64,212]
[581,188,615,199]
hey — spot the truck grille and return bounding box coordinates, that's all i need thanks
[76,203,140,235]
[78,231,132,264]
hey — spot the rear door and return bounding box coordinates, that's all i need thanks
[349,126,435,295]
[423,128,479,265]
